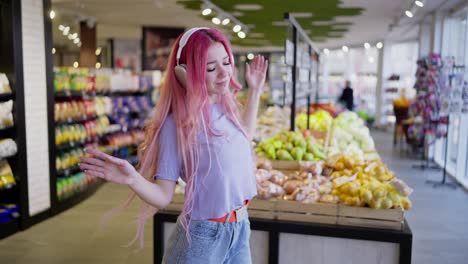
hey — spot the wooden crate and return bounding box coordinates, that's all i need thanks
[337,204,404,230]
[275,200,337,224]
[161,195,404,230]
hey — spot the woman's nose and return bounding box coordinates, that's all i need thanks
[218,67,228,78]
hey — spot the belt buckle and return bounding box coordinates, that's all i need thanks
[235,205,248,222]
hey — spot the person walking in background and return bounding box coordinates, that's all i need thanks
[339,80,354,111]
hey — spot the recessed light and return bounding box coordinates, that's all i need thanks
[238,31,246,38]
[233,25,242,33]
[222,18,230,25]
[49,10,55,19]
[234,4,263,11]
[272,21,288,27]
[415,1,424,7]
[290,12,313,18]
[73,61,79,68]
[247,53,254,60]
[364,42,370,49]
[202,8,212,16]
[376,42,383,49]
[212,17,221,25]
[405,10,413,18]
[342,46,349,52]
[249,33,264,38]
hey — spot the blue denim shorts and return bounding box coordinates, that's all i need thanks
[162,214,252,264]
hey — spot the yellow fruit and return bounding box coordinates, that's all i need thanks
[331,189,339,196]
[340,183,351,194]
[350,196,362,207]
[344,196,354,205]
[359,188,373,203]
[349,182,361,196]
[344,158,355,169]
[401,197,412,210]
[369,198,383,209]
[373,187,388,198]
[388,192,402,205]
[381,198,393,209]
[335,161,344,171]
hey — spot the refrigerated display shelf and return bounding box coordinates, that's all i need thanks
[55,115,98,126]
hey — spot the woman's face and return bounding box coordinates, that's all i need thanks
[205,42,232,99]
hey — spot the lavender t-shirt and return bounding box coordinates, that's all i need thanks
[154,104,257,220]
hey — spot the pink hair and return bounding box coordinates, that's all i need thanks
[102,28,248,249]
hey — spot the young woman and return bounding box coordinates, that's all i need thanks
[79,27,268,263]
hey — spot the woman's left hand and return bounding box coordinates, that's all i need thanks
[245,55,268,94]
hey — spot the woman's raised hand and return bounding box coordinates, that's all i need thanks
[245,55,268,93]
[79,147,138,185]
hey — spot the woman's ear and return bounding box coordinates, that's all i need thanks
[174,64,187,88]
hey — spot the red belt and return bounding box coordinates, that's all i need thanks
[208,200,249,223]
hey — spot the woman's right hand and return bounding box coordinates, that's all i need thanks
[79,147,138,185]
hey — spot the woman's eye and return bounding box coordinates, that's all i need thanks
[223,62,231,66]
[207,67,215,72]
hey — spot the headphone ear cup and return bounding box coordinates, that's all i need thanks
[174,64,187,88]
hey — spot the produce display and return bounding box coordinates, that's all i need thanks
[255,106,290,141]
[255,154,413,210]
[255,130,326,161]
[295,110,333,132]
[55,100,97,122]
[328,111,379,160]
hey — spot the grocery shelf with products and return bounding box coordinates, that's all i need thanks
[0,0,33,239]
[51,67,153,215]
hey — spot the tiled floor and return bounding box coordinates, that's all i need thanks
[0,130,467,264]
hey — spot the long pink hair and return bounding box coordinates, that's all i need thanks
[103,28,248,248]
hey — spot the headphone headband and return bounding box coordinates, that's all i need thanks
[176,27,209,65]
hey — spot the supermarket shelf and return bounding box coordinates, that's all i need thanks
[0,218,20,239]
[95,90,151,96]
[55,137,99,152]
[54,179,104,215]
[56,165,81,178]
[54,90,87,99]
[54,115,98,126]
[0,92,14,102]
[0,126,15,138]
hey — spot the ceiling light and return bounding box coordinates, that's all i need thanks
[368,57,375,63]
[212,17,221,25]
[290,12,313,18]
[96,62,102,69]
[405,10,413,18]
[73,61,79,68]
[73,38,80,44]
[233,4,263,11]
[376,42,383,49]
[247,53,254,60]
[52,48,56,54]
[364,42,370,49]
[415,1,424,7]
[323,48,330,55]
[222,18,230,25]
[95,48,102,56]
[49,10,55,19]
[342,46,349,52]
[233,25,242,32]
[63,27,70,35]
[68,34,73,40]
[238,31,246,39]
[202,8,212,16]
[58,25,64,31]
[77,42,82,47]
[72,33,78,39]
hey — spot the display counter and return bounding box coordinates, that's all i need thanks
[153,203,412,264]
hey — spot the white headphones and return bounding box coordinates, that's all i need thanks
[174,27,209,88]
